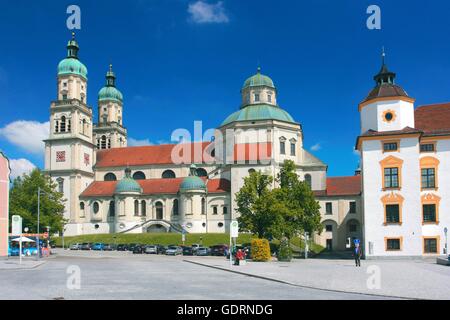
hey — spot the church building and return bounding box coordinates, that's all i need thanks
[44,34,361,242]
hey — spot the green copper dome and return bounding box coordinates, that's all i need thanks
[98,64,123,103]
[98,86,123,103]
[180,164,206,192]
[58,58,88,79]
[242,67,275,89]
[115,168,142,194]
[221,103,296,126]
[57,33,88,79]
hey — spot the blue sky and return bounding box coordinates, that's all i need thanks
[1,0,450,178]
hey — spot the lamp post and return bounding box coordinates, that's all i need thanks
[444,227,448,255]
[36,187,48,261]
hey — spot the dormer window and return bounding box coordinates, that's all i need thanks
[268,94,272,103]
[254,93,260,102]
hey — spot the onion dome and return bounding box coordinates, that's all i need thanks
[57,32,88,79]
[98,64,123,103]
[115,168,142,194]
[179,164,206,192]
[362,48,409,103]
[242,67,275,89]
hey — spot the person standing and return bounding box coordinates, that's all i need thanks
[353,243,362,267]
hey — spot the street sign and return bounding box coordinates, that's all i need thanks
[230,221,239,238]
[11,215,22,236]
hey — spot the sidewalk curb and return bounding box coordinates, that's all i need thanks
[0,260,47,271]
[183,260,420,300]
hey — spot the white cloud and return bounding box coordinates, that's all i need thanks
[9,158,36,180]
[0,120,49,155]
[188,1,229,24]
[310,143,321,152]
[128,137,153,147]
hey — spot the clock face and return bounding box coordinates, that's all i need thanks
[382,110,397,123]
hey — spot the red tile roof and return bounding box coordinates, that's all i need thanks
[415,102,450,136]
[95,142,273,168]
[80,178,230,197]
[95,142,214,168]
[314,176,361,197]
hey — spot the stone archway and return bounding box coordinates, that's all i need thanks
[345,219,361,250]
[322,219,338,251]
[146,223,169,233]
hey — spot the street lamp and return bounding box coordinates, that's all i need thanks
[36,186,48,261]
[444,227,448,255]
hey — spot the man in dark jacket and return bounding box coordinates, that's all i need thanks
[353,243,362,267]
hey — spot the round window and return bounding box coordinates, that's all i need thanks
[202,223,206,227]
[218,222,224,228]
[94,224,99,229]
[186,223,193,228]
[385,112,394,121]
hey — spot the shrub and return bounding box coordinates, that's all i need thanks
[277,239,292,262]
[251,239,271,262]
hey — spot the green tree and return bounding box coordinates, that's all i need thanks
[9,168,67,234]
[235,170,278,238]
[276,160,322,238]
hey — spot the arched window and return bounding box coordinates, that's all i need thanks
[104,173,117,181]
[56,177,64,193]
[279,137,286,155]
[172,199,179,216]
[82,119,86,135]
[133,171,146,180]
[201,198,206,215]
[196,168,207,177]
[109,201,115,217]
[60,116,66,132]
[93,202,99,214]
[101,135,107,149]
[141,200,146,216]
[80,202,85,210]
[162,170,176,179]
[155,201,163,220]
[305,174,312,188]
[55,120,59,133]
[134,200,139,216]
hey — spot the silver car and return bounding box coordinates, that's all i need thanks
[69,243,81,250]
[145,245,158,254]
[165,246,182,256]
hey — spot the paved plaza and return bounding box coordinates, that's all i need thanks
[0,250,448,300]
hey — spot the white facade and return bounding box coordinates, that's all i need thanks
[358,61,449,258]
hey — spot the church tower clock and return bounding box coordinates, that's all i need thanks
[44,33,95,235]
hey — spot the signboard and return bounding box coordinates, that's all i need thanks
[230,220,239,238]
[11,215,22,236]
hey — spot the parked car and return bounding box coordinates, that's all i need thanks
[22,246,38,256]
[191,244,200,253]
[69,243,81,250]
[103,244,116,251]
[9,246,20,256]
[156,245,167,254]
[165,245,183,256]
[127,243,138,251]
[196,247,210,256]
[182,246,194,256]
[116,244,128,251]
[92,243,105,251]
[80,243,92,250]
[145,245,158,254]
[210,244,228,256]
[133,244,145,254]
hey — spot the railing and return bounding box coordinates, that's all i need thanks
[118,219,187,234]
